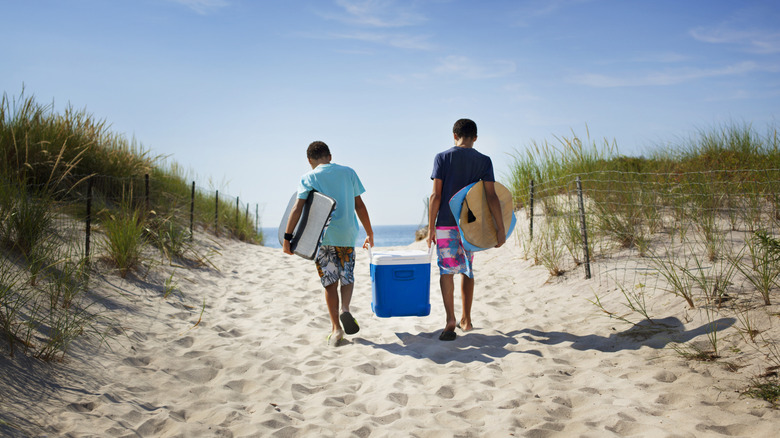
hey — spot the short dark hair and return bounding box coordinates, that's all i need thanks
[453,118,477,139]
[307,141,331,160]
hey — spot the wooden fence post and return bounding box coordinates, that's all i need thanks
[576,176,591,279]
[190,181,195,240]
[215,190,219,237]
[529,179,534,241]
[144,173,150,211]
[85,178,93,261]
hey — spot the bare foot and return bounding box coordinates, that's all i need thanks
[458,320,474,331]
[327,328,344,347]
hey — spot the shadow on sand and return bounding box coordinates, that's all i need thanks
[519,316,736,353]
[356,316,735,364]
[356,329,543,365]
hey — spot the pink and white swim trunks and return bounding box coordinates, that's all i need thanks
[435,226,474,278]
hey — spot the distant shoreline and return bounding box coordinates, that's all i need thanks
[261,224,422,248]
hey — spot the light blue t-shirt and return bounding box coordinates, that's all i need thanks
[297,163,365,247]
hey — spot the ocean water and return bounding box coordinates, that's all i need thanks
[261,224,422,249]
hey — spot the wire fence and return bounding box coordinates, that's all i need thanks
[516,168,780,309]
[4,173,262,261]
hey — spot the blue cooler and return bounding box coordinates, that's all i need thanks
[370,248,431,317]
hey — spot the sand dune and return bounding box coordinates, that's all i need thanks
[2,228,779,437]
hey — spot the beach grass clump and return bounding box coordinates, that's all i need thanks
[561,207,586,265]
[591,190,648,253]
[649,250,696,308]
[508,128,618,209]
[0,244,98,360]
[0,257,31,355]
[743,378,780,408]
[735,232,780,306]
[2,184,53,259]
[144,212,191,261]
[101,206,147,278]
[670,342,720,362]
[533,216,567,277]
[34,298,100,362]
[45,244,90,310]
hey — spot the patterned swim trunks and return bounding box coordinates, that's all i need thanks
[435,226,474,278]
[315,246,355,287]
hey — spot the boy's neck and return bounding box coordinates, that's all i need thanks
[308,156,332,169]
[454,135,476,149]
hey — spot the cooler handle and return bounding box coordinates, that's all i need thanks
[393,269,415,280]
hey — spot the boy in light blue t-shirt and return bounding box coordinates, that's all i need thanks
[283,141,374,347]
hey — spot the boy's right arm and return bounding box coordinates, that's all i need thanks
[483,181,506,248]
[282,198,307,255]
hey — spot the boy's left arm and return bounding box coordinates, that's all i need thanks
[427,178,443,248]
[483,181,506,247]
[354,195,374,249]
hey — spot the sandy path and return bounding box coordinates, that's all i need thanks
[1,231,779,437]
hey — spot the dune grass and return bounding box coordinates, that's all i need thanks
[0,88,261,360]
[101,205,147,278]
[510,122,780,390]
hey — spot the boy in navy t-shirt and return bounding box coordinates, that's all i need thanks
[426,119,505,341]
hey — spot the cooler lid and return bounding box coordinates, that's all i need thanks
[370,249,431,266]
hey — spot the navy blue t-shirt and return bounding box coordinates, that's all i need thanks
[431,146,495,227]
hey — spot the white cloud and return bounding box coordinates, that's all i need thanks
[690,26,780,54]
[630,52,689,64]
[434,56,516,80]
[331,0,427,28]
[317,0,432,50]
[330,31,435,50]
[168,0,229,15]
[512,0,592,26]
[367,56,517,87]
[571,61,766,88]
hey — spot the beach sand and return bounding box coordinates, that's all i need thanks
[2,226,780,437]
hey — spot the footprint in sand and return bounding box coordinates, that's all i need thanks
[121,356,152,367]
[174,336,194,348]
[179,366,220,384]
[217,327,244,338]
[386,392,408,406]
[354,362,378,375]
[653,370,678,383]
[370,412,402,425]
[606,414,643,436]
[66,401,96,413]
[435,385,455,399]
[224,379,252,393]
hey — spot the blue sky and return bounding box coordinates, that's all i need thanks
[2,0,779,227]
